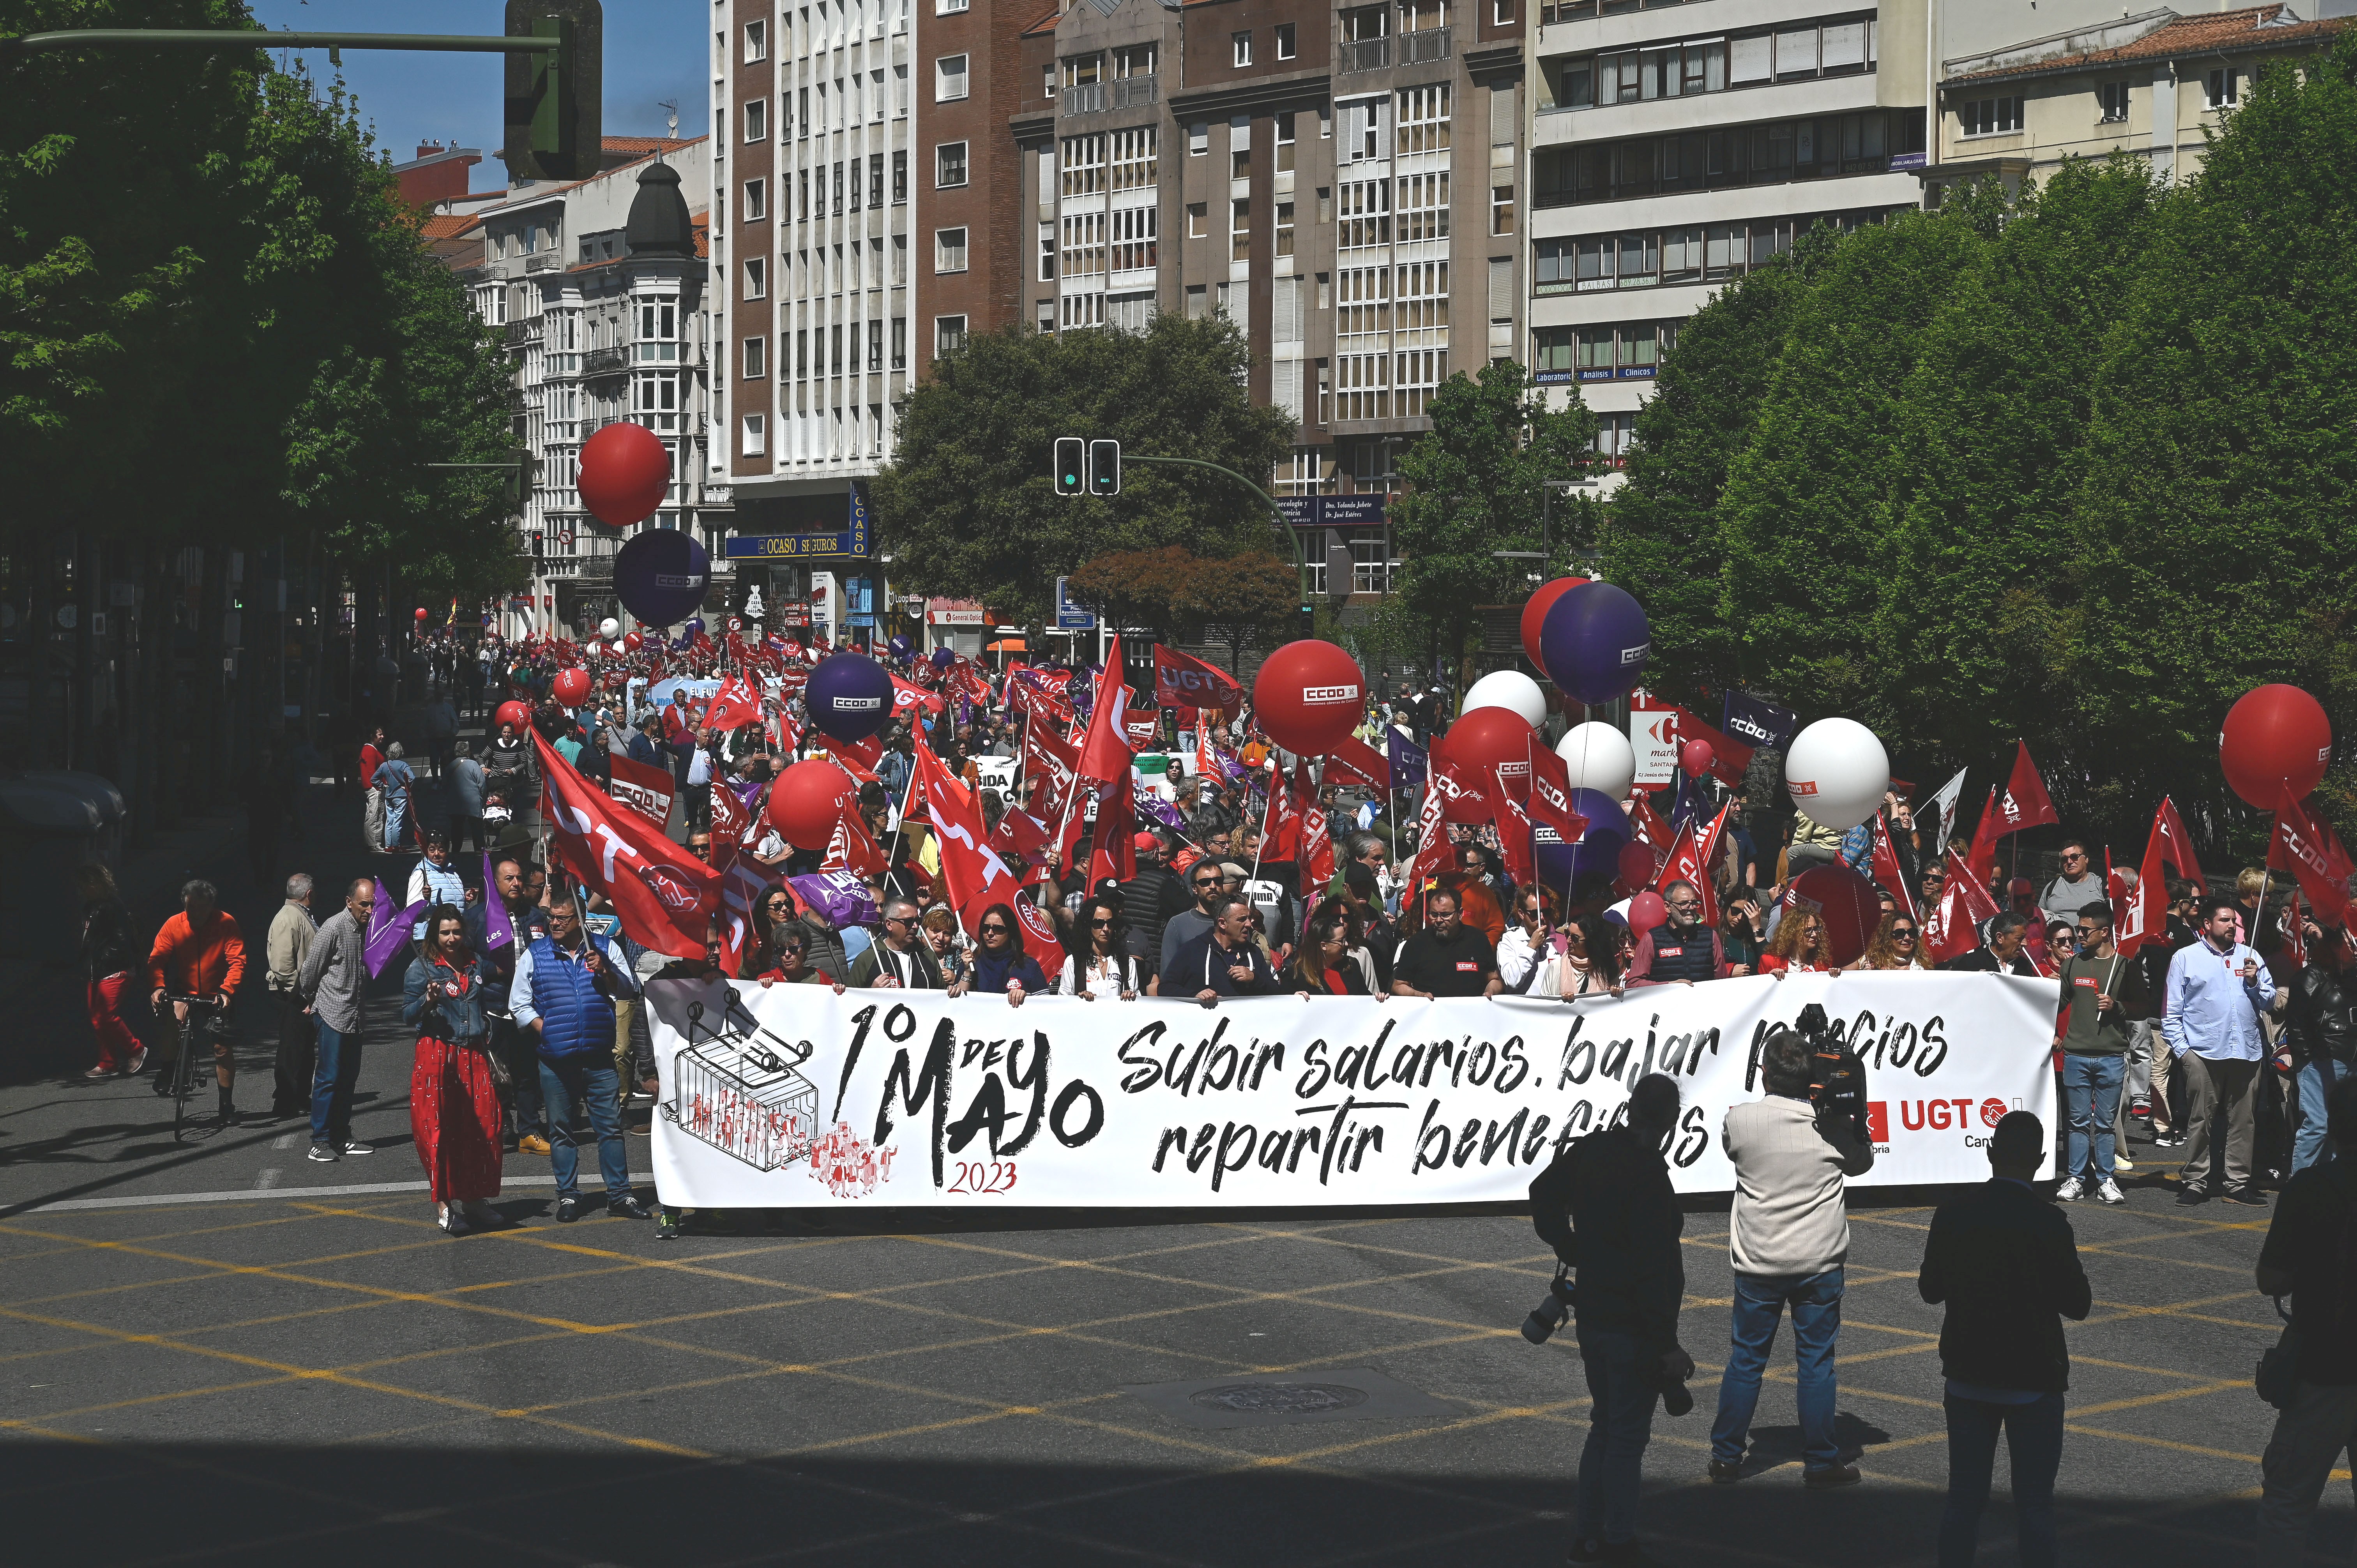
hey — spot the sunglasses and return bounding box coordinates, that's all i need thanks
[980,924,1011,936]
[1892,927,1917,938]
[1091,916,1114,927]
[1193,876,1219,888]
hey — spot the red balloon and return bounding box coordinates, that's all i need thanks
[552,667,592,707]
[1680,738,1716,777]
[413,607,430,622]
[578,420,672,528]
[624,631,645,653]
[2221,684,2333,809]
[1250,640,1366,756]
[494,699,531,733]
[1789,865,1885,967]
[766,759,855,851]
[1617,839,1659,892]
[1520,577,1591,671]
[1628,890,1668,934]
[1439,706,1536,801]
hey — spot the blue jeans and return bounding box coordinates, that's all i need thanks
[2293,1059,2349,1174]
[537,1055,631,1201]
[1939,1392,2063,1568]
[1710,1266,1844,1471]
[309,1019,363,1146]
[1573,1324,1656,1547]
[2063,1052,2127,1181]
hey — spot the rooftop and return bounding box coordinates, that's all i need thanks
[1949,4,2350,85]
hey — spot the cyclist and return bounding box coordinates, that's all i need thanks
[147,878,249,1127]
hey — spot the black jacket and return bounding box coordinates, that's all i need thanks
[1117,862,1186,960]
[2286,964,2357,1068]
[1919,1178,2092,1394]
[81,899,137,983]
[1168,931,1283,996]
[1940,946,2039,978]
[1547,1127,1685,1354]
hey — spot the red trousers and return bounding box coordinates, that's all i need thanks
[410,1036,504,1203]
[88,972,140,1072]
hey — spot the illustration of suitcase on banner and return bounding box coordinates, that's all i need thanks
[661,993,820,1171]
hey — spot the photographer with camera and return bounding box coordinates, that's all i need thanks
[1708,1023,1875,1490]
[1528,1073,1693,1566]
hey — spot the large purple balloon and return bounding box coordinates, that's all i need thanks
[931,646,954,671]
[613,528,711,627]
[1532,788,1634,892]
[684,617,706,639]
[806,652,894,741]
[1539,582,1651,707]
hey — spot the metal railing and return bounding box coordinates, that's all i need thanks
[1062,81,1106,115]
[1338,37,1390,72]
[1112,74,1157,109]
[525,252,561,273]
[503,320,532,345]
[583,346,629,376]
[1401,26,1451,63]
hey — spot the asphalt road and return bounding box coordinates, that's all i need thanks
[0,765,2342,1566]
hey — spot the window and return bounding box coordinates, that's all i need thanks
[795,329,808,378]
[1529,109,1925,205]
[1398,82,1450,152]
[892,317,906,369]
[870,152,884,208]
[1277,111,1297,172]
[2098,80,2129,122]
[935,315,968,358]
[893,149,908,202]
[1276,202,1295,257]
[1062,51,1102,87]
[798,87,809,136]
[1338,180,1388,247]
[1491,184,1514,235]
[1190,120,1209,155]
[1396,171,1448,242]
[1959,96,2021,136]
[1276,23,1297,60]
[1115,42,1157,78]
[744,19,768,61]
[742,414,767,456]
[744,337,767,378]
[935,54,968,101]
[2205,68,2237,108]
[1039,224,1057,280]
[1492,0,1514,23]
[1110,126,1156,191]
[744,179,767,221]
[1044,64,1056,99]
[1232,31,1253,67]
[935,228,968,272]
[1062,132,1106,196]
[1110,206,1157,272]
[1061,210,1106,278]
[1186,284,1207,318]
[937,0,967,11]
[744,98,768,141]
[937,141,967,188]
[1232,198,1251,261]
[1233,148,1251,180]
[869,320,884,372]
[1186,201,1207,238]
[744,258,767,299]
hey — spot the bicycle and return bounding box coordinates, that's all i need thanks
[157,992,231,1142]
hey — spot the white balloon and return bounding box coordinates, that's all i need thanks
[1462,669,1548,729]
[1556,721,1636,801]
[598,616,622,640]
[1783,717,1889,831]
[611,641,629,658]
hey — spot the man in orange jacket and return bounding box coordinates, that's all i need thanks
[147,879,249,1126]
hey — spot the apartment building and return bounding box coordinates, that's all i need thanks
[458,139,716,638]
[1924,4,2350,203]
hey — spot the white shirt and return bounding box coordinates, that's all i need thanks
[1055,950,1139,996]
[687,747,713,786]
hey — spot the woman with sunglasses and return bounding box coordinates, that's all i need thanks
[1553,913,1626,999]
[1856,912,1931,970]
[1761,910,1839,977]
[1054,897,1141,1000]
[1291,915,1373,996]
[751,883,801,978]
[972,902,1049,1007]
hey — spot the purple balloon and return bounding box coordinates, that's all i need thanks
[1539,582,1651,707]
[613,529,710,627]
[684,616,706,639]
[931,646,954,671]
[1531,788,1634,892]
[806,652,894,741]
[889,635,914,658]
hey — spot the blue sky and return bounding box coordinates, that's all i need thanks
[247,1,707,190]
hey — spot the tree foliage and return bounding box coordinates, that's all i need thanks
[870,313,1298,628]
[1598,35,2357,850]
[1181,550,1297,672]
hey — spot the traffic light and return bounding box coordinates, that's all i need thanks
[507,448,539,509]
[1088,439,1121,496]
[1053,437,1086,496]
[505,2,602,181]
[1299,601,1317,637]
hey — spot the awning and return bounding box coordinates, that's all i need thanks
[986,637,1027,653]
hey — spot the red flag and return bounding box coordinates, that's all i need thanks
[1023,718,1082,821]
[914,741,1021,930]
[1656,802,1733,929]
[1869,813,1918,924]
[820,731,884,782]
[1259,762,1303,862]
[1492,786,1536,893]
[1089,780,1138,888]
[534,733,716,959]
[1926,846,2001,965]
[1428,758,1493,825]
[1965,785,2005,885]
[1323,733,1392,791]
[2109,852,2153,956]
[1525,739,1591,846]
[1667,708,1756,790]
[989,805,1055,862]
[1152,644,1244,713]
[709,778,751,874]
[1005,666,1076,726]
[824,793,887,878]
[772,706,802,757]
[1405,770,1454,911]
[701,673,762,733]
[890,673,944,716]
[1124,708,1162,751]
[1076,637,1134,786]
[1625,790,1674,849]
[1292,760,1335,884]
[2281,888,2309,971]
[2272,786,2354,924]
[606,752,676,829]
[1998,742,2059,834]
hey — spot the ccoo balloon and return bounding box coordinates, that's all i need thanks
[1557,721,1637,801]
[552,667,592,707]
[1520,577,1590,671]
[613,528,711,627]
[2220,684,2332,809]
[1789,865,1884,966]
[578,419,671,528]
[805,652,895,742]
[1539,582,1650,707]
[1438,705,1536,801]
[1251,640,1366,756]
[1463,669,1548,729]
[765,760,855,851]
[1783,718,1889,831]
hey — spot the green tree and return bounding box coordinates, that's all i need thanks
[870,313,1297,628]
[1065,544,1194,649]
[1388,359,1596,693]
[1179,550,1297,673]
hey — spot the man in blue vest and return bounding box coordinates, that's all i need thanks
[1627,880,1734,987]
[512,887,651,1222]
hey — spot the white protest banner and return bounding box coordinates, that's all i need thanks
[641,973,2058,1209]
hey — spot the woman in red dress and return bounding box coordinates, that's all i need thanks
[402,906,504,1235]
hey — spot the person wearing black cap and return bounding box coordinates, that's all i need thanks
[1919,1111,2090,1568]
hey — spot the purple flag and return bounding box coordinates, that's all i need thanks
[481,852,514,952]
[1386,729,1429,790]
[789,871,879,930]
[1210,745,1251,786]
[364,877,427,978]
[1133,786,1189,831]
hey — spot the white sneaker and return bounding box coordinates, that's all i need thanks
[2054,1177,2084,1202]
[2113,1152,2135,1172]
[2095,1178,2126,1205]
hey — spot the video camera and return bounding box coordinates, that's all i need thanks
[1746,1001,1871,1145]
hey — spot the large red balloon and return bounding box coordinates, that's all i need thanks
[494,699,531,732]
[1439,706,1536,801]
[2221,684,2333,809]
[1628,891,1668,934]
[1251,640,1366,756]
[1520,577,1590,670]
[578,420,672,528]
[1617,839,1659,892]
[1789,865,1884,967]
[552,667,592,707]
[766,760,855,851]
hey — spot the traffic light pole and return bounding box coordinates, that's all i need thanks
[1123,455,1309,601]
[2,31,561,62]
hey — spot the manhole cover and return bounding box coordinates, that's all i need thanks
[1188,1382,1369,1415]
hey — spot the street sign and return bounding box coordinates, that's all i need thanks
[1276,494,1387,529]
[1054,576,1095,630]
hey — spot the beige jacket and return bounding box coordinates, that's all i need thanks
[266,901,316,994]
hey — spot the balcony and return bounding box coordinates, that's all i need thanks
[1113,74,1157,109]
[503,320,532,346]
[525,253,562,274]
[1402,26,1452,64]
[584,346,629,377]
[1062,81,1106,115]
[1339,37,1390,73]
